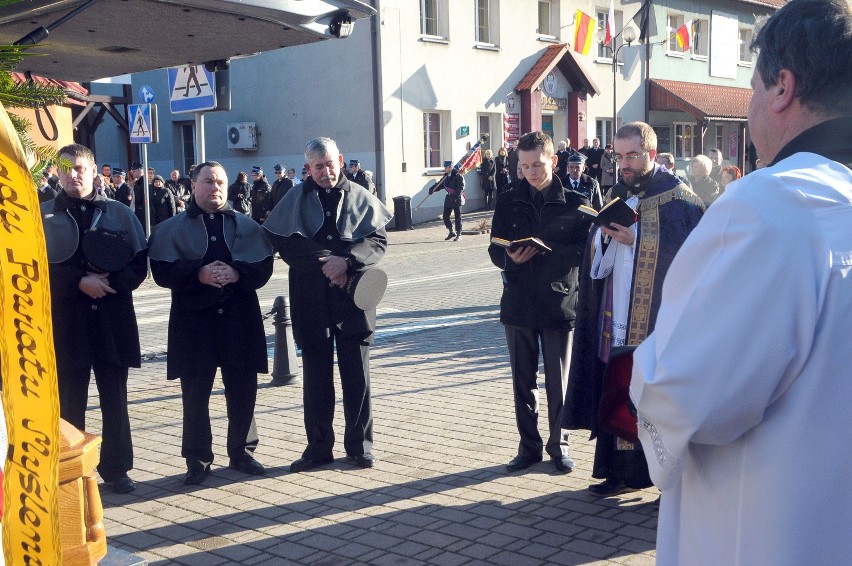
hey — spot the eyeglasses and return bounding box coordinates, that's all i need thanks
[613,152,648,164]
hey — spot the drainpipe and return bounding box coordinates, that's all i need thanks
[370,0,386,202]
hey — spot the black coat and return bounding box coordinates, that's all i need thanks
[495,154,510,191]
[479,157,497,193]
[271,177,388,349]
[270,177,294,209]
[346,169,369,190]
[434,171,465,208]
[149,202,274,379]
[488,176,593,327]
[565,173,603,210]
[250,178,272,222]
[44,191,147,373]
[114,182,133,208]
[151,185,176,225]
[228,181,252,215]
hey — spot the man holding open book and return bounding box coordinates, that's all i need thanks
[488,131,593,474]
[562,122,704,497]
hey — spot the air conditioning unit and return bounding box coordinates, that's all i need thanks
[226,122,257,150]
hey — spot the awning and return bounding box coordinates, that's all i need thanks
[649,79,753,122]
[515,44,600,96]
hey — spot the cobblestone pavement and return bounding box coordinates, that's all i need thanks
[92,210,658,565]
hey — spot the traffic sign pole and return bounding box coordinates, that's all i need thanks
[142,144,151,237]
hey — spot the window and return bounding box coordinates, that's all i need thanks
[715,125,725,156]
[477,114,493,152]
[421,0,448,39]
[538,0,556,37]
[655,126,672,154]
[674,122,695,159]
[180,123,195,175]
[596,8,623,59]
[475,0,499,45]
[692,18,709,57]
[424,112,443,168]
[739,27,753,64]
[596,119,613,148]
[667,14,684,53]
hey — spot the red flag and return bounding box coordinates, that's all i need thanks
[676,21,692,51]
[605,0,615,46]
[460,146,482,174]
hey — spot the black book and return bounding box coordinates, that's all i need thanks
[490,236,552,253]
[578,197,637,228]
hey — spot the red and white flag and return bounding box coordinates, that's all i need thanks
[605,0,615,46]
[460,146,482,174]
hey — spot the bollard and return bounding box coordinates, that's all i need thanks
[269,295,301,386]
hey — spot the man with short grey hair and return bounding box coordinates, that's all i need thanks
[264,137,392,472]
[631,0,852,562]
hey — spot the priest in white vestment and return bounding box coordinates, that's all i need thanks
[631,1,852,563]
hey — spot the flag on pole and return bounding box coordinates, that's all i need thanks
[574,10,597,55]
[459,146,482,175]
[605,0,615,46]
[676,20,692,51]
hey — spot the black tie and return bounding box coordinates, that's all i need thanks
[533,190,544,209]
[573,181,579,191]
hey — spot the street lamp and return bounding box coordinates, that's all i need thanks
[597,25,638,178]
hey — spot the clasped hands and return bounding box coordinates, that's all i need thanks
[198,260,240,288]
[79,271,115,299]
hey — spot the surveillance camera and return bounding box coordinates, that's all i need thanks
[330,12,354,39]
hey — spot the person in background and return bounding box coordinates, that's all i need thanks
[346,159,370,190]
[630,1,852,562]
[719,165,742,191]
[150,175,177,225]
[270,163,295,210]
[655,153,691,188]
[688,155,721,207]
[249,166,272,224]
[708,148,725,185]
[430,160,465,241]
[228,171,252,216]
[600,143,616,194]
[495,146,511,194]
[479,148,497,209]
[112,169,133,209]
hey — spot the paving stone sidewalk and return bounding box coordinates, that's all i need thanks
[93,210,658,565]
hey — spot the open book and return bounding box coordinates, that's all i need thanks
[490,236,552,253]
[578,197,638,228]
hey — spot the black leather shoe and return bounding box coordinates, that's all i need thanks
[588,479,635,497]
[345,453,375,468]
[184,462,210,485]
[445,232,457,240]
[553,455,576,473]
[105,474,136,494]
[453,234,461,241]
[229,457,266,476]
[290,455,334,473]
[505,454,542,472]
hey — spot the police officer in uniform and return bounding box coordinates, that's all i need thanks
[430,160,465,241]
[564,153,603,210]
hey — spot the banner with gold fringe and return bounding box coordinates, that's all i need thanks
[0,102,63,564]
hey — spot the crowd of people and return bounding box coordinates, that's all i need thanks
[29,0,852,561]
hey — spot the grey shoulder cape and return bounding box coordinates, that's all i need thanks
[263,177,392,241]
[148,203,273,263]
[41,194,146,265]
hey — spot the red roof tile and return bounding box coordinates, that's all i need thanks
[515,43,600,96]
[10,71,88,106]
[650,79,753,121]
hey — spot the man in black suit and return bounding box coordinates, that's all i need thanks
[264,137,392,472]
[564,152,603,210]
[585,138,605,184]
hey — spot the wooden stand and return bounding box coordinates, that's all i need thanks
[59,419,107,565]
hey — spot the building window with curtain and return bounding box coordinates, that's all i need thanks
[538,0,554,36]
[692,19,709,57]
[667,14,685,54]
[421,0,449,39]
[739,27,753,64]
[674,122,695,159]
[424,112,443,168]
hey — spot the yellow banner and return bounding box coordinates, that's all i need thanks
[0,103,62,564]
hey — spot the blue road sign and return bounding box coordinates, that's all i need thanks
[128,104,153,144]
[168,65,216,113]
[139,85,155,103]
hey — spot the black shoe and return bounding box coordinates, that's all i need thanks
[184,462,210,485]
[588,479,635,497]
[453,234,461,241]
[290,455,334,473]
[445,232,456,240]
[506,454,542,472]
[345,453,375,468]
[229,456,266,476]
[552,455,576,473]
[105,474,136,494]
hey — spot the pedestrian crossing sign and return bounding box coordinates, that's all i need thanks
[168,65,216,113]
[128,103,156,144]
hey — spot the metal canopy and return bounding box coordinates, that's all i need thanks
[0,0,375,82]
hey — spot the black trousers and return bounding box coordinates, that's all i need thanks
[59,360,133,481]
[180,365,259,466]
[504,323,572,460]
[443,206,462,234]
[300,332,373,459]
